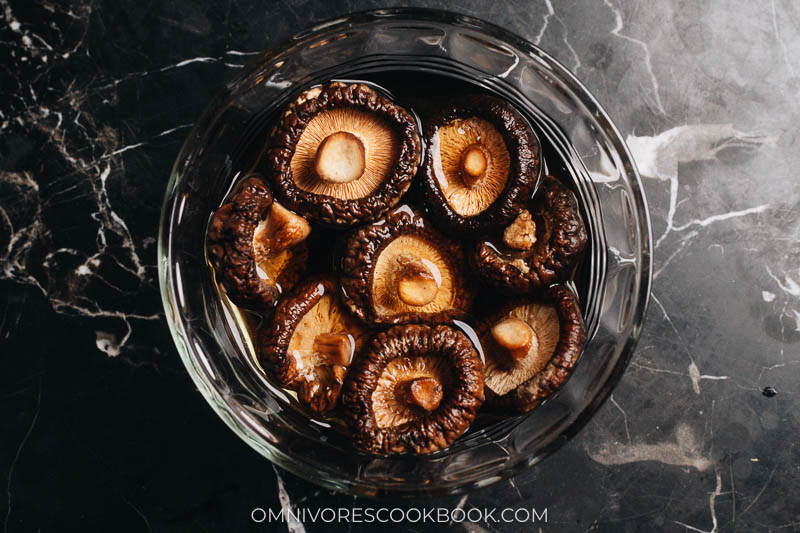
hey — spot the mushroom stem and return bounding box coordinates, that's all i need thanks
[491,317,535,362]
[503,210,537,251]
[314,131,366,184]
[459,143,488,187]
[256,202,311,253]
[401,377,443,412]
[313,333,353,367]
[395,255,440,307]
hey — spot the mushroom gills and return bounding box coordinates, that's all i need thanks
[482,303,560,396]
[342,324,484,455]
[432,117,511,216]
[290,108,399,199]
[288,294,364,378]
[340,206,472,325]
[372,355,450,429]
[372,236,453,317]
[206,175,293,310]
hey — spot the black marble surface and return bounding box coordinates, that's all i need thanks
[2,1,799,532]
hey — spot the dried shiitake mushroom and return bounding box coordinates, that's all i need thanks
[259,275,369,415]
[478,284,586,414]
[419,95,540,235]
[473,175,587,293]
[339,206,472,325]
[267,82,422,226]
[341,324,484,455]
[207,175,310,310]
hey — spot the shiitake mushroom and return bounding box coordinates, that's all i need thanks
[341,324,484,455]
[207,175,309,310]
[478,284,586,414]
[266,82,422,226]
[208,80,592,454]
[339,206,472,325]
[472,175,588,293]
[419,95,540,235]
[258,275,370,415]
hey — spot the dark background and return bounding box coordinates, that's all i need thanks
[2,1,799,532]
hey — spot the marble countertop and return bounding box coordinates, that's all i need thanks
[2,1,798,531]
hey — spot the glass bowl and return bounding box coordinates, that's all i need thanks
[158,8,651,498]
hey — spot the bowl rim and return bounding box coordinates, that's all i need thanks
[158,7,653,498]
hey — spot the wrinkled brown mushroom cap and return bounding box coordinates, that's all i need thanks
[207,175,309,310]
[479,284,586,414]
[339,206,472,325]
[259,275,369,415]
[473,175,588,294]
[267,82,422,226]
[341,324,484,455]
[419,95,540,235]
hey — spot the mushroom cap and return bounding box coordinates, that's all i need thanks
[266,82,422,226]
[341,324,484,455]
[339,206,473,325]
[419,95,540,235]
[259,275,369,415]
[479,284,586,414]
[207,175,309,310]
[473,175,588,294]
